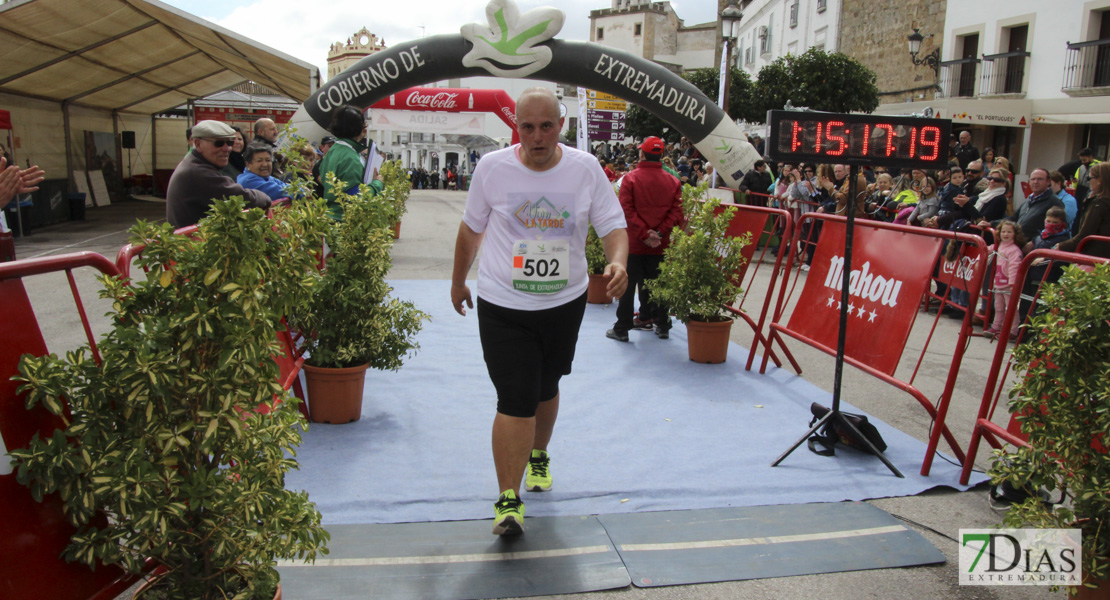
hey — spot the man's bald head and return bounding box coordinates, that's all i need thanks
[516,87,560,121]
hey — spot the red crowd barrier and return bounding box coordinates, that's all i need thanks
[761,213,992,475]
[960,247,1110,485]
[0,252,141,599]
[709,191,796,371]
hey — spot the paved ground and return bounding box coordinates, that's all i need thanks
[12,191,1058,599]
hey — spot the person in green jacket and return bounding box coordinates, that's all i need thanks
[318,104,384,220]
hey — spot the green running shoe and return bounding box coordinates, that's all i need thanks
[526,449,552,492]
[492,490,525,536]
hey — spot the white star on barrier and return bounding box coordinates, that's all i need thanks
[857,305,866,318]
[827,296,836,307]
[868,310,877,322]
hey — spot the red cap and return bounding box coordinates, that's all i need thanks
[640,136,665,156]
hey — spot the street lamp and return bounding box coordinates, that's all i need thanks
[907,28,940,77]
[718,1,743,186]
[719,1,743,113]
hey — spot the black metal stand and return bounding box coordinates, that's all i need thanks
[771,165,904,478]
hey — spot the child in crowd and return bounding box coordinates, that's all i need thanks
[1024,206,1071,254]
[985,220,1027,341]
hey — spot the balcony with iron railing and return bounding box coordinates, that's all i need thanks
[936,57,980,99]
[1062,38,1110,96]
[980,51,1030,97]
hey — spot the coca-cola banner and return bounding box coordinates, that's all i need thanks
[302,0,758,187]
[936,243,983,294]
[370,109,486,135]
[369,86,517,139]
[787,220,943,376]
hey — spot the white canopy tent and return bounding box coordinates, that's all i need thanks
[0,0,318,193]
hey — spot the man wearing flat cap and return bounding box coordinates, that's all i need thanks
[166,119,272,228]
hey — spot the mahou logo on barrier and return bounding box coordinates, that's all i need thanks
[406,91,459,109]
[788,220,943,376]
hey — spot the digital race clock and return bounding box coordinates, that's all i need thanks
[765,110,953,170]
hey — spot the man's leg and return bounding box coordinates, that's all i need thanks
[533,393,559,451]
[610,256,642,341]
[492,412,535,495]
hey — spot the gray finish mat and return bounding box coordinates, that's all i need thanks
[277,515,630,599]
[597,502,945,587]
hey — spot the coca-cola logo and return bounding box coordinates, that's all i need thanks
[406,91,458,109]
[941,255,979,282]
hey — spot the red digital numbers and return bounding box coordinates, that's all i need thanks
[919,126,941,161]
[773,112,949,167]
[826,121,846,156]
[875,124,895,157]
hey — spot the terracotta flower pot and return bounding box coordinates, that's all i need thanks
[303,362,369,424]
[586,273,611,304]
[392,221,401,239]
[685,318,733,364]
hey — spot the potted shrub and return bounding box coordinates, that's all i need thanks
[990,263,1110,597]
[378,159,411,239]
[646,183,750,363]
[293,173,429,423]
[10,198,330,599]
[585,224,611,304]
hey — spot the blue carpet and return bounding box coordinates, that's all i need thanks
[286,280,987,525]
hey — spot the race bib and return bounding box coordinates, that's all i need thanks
[512,239,569,294]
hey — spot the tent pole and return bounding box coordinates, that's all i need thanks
[63,100,74,195]
[151,114,159,195]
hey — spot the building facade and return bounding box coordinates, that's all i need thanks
[327,28,387,81]
[731,0,843,79]
[874,0,1110,202]
[588,0,717,72]
[837,0,944,105]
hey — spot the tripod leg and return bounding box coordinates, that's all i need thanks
[771,412,834,467]
[833,413,905,478]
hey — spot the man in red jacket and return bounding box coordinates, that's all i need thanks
[607,136,683,341]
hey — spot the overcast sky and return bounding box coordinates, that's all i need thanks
[161,0,719,77]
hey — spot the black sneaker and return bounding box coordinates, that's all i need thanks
[654,325,669,339]
[606,329,629,342]
[631,318,654,331]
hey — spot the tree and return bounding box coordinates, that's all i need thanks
[754,48,880,115]
[624,67,759,142]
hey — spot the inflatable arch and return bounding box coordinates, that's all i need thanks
[302,0,758,187]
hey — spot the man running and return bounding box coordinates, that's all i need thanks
[451,87,628,536]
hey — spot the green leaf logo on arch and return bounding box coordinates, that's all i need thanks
[461,0,564,78]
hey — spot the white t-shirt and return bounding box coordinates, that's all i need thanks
[463,143,626,310]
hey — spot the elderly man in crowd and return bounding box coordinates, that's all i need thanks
[253,117,285,179]
[166,120,271,229]
[237,143,289,201]
[1012,168,1064,241]
[953,131,979,171]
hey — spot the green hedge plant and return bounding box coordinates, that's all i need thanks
[647,183,750,322]
[990,263,1110,593]
[11,198,331,599]
[293,173,428,369]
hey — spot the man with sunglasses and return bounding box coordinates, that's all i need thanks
[961,160,987,196]
[167,120,272,228]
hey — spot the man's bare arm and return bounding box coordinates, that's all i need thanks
[600,228,629,299]
[451,221,484,316]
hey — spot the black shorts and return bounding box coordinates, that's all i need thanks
[476,292,588,418]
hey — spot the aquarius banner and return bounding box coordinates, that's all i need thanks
[787,220,943,375]
[303,0,758,187]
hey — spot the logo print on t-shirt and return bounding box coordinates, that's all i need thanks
[514,197,569,231]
